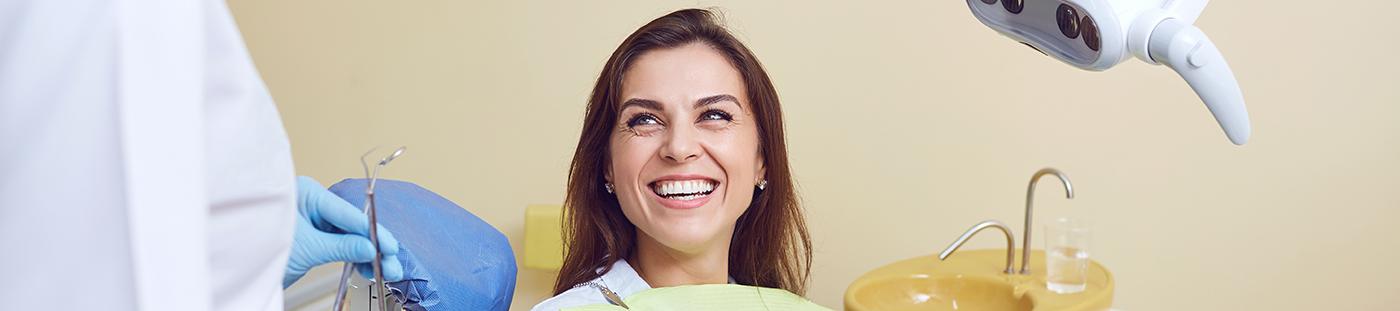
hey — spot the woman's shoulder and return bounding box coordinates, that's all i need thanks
[530,260,651,311]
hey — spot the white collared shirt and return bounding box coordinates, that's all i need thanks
[531,259,736,310]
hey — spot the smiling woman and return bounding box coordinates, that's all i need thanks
[532,8,812,310]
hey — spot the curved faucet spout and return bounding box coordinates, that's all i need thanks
[939,220,1016,274]
[1022,168,1074,274]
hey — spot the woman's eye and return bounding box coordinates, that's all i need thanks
[627,114,662,128]
[699,109,733,122]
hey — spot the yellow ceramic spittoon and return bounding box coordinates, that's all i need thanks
[845,249,1113,311]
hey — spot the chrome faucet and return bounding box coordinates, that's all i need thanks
[1021,168,1074,275]
[939,220,1017,274]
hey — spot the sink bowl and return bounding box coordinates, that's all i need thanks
[846,249,1113,311]
[847,275,1032,311]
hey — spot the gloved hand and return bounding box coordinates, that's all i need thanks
[284,176,404,288]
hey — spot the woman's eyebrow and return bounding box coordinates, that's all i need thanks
[620,98,662,111]
[695,94,739,109]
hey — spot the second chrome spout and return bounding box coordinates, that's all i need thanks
[939,220,1016,274]
[1022,168,1074,275]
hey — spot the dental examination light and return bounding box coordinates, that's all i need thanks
[966,0,1251,145]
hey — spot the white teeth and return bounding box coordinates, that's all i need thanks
[652,179,716,197]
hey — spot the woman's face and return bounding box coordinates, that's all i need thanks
[607,42,765,254]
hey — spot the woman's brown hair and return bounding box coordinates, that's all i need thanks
[553,8,812,295]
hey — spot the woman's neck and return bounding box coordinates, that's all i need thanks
[631,232,731,288]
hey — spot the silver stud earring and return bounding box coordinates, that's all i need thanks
[757,180,768,190]
[604,183,615,194]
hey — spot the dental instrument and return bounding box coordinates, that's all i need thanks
[333,146,407,311]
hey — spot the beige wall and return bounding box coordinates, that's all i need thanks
[230,1,1400,310]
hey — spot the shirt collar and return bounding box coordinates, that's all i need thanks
[597,259,737,298]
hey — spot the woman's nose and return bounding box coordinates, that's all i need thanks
[660,126,701,163]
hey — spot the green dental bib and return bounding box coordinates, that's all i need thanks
[563,284,830,311]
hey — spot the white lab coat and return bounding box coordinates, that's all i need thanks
[0,0,295,310]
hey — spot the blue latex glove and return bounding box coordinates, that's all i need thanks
[285,176,405,288]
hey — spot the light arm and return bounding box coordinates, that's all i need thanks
[1148,18,1251,145]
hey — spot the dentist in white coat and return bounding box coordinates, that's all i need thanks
[0,0,401,310]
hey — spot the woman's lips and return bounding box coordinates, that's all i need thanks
[648,177,718,210]
[650,189,713,209]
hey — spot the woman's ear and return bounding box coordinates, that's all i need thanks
[604,161,614,184]
[754,152,766,186]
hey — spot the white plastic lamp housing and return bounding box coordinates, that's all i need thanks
[965,0,1251,145]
